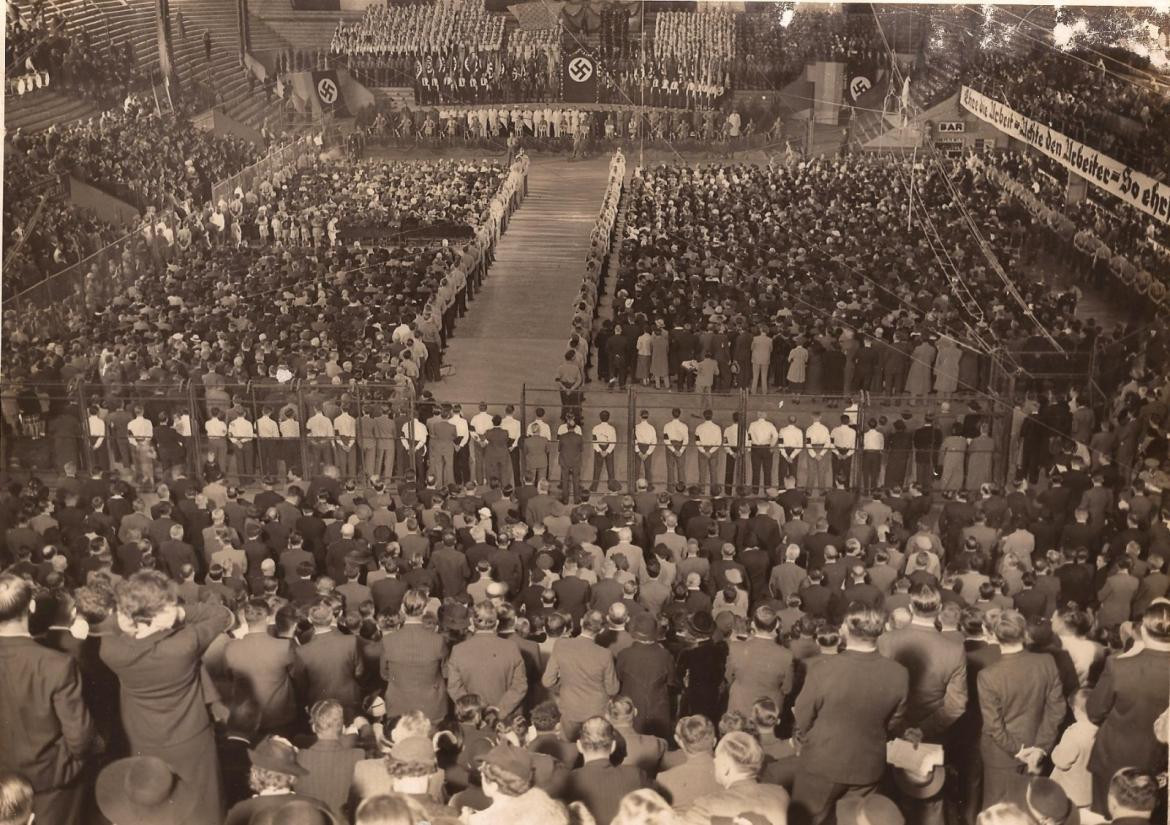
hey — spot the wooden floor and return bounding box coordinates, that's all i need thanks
[429,156,612,407]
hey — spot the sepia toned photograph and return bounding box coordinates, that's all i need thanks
[0,1,1168,824]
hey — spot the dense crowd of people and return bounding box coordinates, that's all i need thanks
[330,2,505,60]
[957,50,1170,181]
[0,400,1168,825]
[5,0,147,104]
[975,150,1170,297]
[596,155,1088,400]
[734,11,883,91]
[0,151,528,492]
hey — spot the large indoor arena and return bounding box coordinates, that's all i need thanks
[1,2,1168,824]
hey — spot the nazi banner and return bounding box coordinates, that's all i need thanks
[563,51,598,103]
[311,70,349,117]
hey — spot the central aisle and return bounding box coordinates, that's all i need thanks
[431,155,612,405]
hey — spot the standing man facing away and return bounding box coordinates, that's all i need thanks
[0,574,96,823]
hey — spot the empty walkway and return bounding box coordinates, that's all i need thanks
[431,156,612,405]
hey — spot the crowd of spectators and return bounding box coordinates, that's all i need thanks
[977,150,1170,291]
[5,0,147,104]
[1,382,1169,824]
[734,11,882,91]
[0,151,528,492]
[6,98,261,213]
[596,155,1087,399]
[1,140,124,297]
[330,1,505,59]
[960,50,1170,180]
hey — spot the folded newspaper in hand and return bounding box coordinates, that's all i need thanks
[886,739,944,774]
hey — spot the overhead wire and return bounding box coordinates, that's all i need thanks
[870,3,1065,355]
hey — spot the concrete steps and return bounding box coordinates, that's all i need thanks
[4,89,100,132]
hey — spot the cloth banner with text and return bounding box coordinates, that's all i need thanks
[959,85,1170,226]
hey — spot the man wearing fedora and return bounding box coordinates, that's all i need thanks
[96,756,202,825]
[615,613,675,740]
[0,574,97,824]
[674,610,728,724]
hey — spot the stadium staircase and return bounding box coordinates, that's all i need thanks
[5,89,99,132]
[431,156,615,404]
[5,0,290,132]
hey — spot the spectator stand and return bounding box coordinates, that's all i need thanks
[2,134,315,318]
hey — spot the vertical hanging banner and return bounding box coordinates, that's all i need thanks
[312,69,349,117]
[563,50,598,103]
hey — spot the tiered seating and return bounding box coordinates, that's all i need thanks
[734,11,881,91]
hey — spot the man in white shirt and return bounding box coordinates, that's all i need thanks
[634,409,658,486]
[747,411,778,493]
[777,415,804,483]
[205,407,229,473]
[590,409,618,492]
[803,412,833,491]
[662,407,690,487]
[227,411,256,481]
[256,406,280,479]
[333,404,358,478]
[451,403,471,484]
[830,414,857,487]
[723,412,743,494]
[694,409,723,495]
[501,405,522,485]
[127,405,155,488]
[401,414,429,482]
[861,418,885,494]
[529,408,553,441]
[278,409,301,480]
[305,406,336,475]
[469,402,494,484]
[86,404,109,470]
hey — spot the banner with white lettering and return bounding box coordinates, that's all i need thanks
[959,85,1170,226]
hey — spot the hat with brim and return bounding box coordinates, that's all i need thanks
[248,736,308,776]
[836,793,905,825]
[687,610,715,638]
[629,612,661,642]
[248,798,339,825]
[891,764,945,800]
[96,756,201,825]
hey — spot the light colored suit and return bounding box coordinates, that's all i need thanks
[725,636,795,717]
[447,631,528,718]
[541,635,619,727]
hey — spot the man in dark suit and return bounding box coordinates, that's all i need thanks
[564,716,646,825]
[614,614,674,739]
[553,558,591,628]
[977,610,1066,808]
[447,602,528,718]
[370,558,409,615]
[790,605,909,825]
[0,574,97,823]
[912,417,942,489]
[159,523,201,580]
[222,599,302,735]
[1087,602,1170,815]
[541,610,620,741]
[381,588,449,723]
[293,599,363,716]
